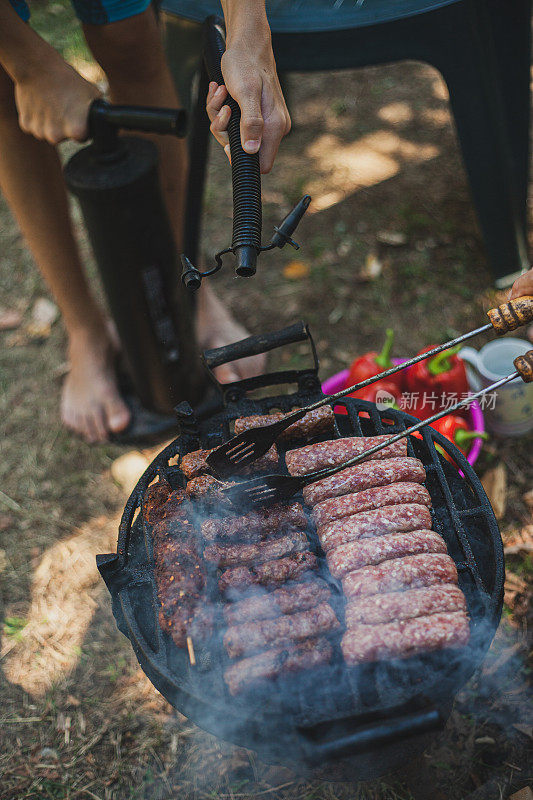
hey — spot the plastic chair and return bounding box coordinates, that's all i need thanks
[161,0,531,287]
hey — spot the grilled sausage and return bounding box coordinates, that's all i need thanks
[201,503,307,543]
[318,503,433,551]
[153,538,206,595]
[233,406,335,445]
[345,584,467,626]
[286,436,408,477]
[341,611,470,665]
[326,530,447,578]
[303,457,426,506]
[224,637,333,695]
[223,602,339,658]
[181,444,278,479]
[142,477,172,524]
[224,580,331,626]
[219,551,318,596]
[342,553,458,600]
[159,598,214,648]
[204,530,309,567]
[312,482,432,527]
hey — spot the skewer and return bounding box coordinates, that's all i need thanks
[207,297,533,478]
[186,635,196,666]
[220,349,533,509]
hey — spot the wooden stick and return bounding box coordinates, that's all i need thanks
[186,635,196,666]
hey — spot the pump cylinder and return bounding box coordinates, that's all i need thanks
[64,136,206,414]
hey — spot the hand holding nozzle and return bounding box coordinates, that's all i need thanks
[180,16,310,291]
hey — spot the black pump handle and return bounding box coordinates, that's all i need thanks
[88,98,187,150]
[203,16,262,277]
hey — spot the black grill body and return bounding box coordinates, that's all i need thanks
[98,323,504,777]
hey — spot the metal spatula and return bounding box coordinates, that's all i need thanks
[218,350,533,510]
[206,297,533,478]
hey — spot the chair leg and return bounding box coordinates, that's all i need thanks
[434,0,530,286]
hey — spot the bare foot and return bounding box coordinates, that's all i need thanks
[196,285,266,383]
[61,322,131,443]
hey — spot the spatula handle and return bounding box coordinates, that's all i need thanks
[487,295,533,334]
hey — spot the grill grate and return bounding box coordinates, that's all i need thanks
[98,324,503,767]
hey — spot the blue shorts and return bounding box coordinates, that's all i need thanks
[11,0,152,24]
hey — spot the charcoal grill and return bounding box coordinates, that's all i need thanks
[97,322,504,778]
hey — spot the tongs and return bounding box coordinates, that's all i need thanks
[207,296,533,478]
[220,349,533,510]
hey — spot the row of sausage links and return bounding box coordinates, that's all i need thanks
[304,456,426,507]
[318,503,433,551]
[181,443,279,479]
[345,584,466,626]
[181,405,336,481]
[224,637,333,696]
[233,405,335,445]
[223,601,340,659]
[341,611,470,665]
[201,503,307,543]
[327,530,447,578]
[312,481,431,527]
[286,435,408,477]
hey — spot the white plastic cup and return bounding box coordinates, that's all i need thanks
[460,338,533,436]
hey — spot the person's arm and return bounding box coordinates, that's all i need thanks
[206,0,290,173]
[0,1,99,143]
[509,267,533,300]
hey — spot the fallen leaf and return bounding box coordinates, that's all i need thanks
[0,307,23,331]
[522,488,533,511]
[513,724,533,739]
[66,694,80,707]
[504,524,533,555]
[27,297,58,339]
[509,789,533,800]
[474,736,495,745]
[283,260,310,280]
[111,451,149,492]
[359,252,383,282]
[376,230,407,246]
[481,463,507,519]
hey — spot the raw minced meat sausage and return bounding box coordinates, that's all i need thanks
[342,553,458,599]
[341,611,470,664]
[219,551,318,595]
[203,530,309,567]
[224,637,333,695]
[233,406,335,445]
[326,530,447,578]
[181,443,278,479]
[318,503,433,551]
[345,584,467,626]
[223,602,339,658]
[303,457,426,506]
[312,482,431,527]
[224,580,331,626]
[201,503,307,543]
[286,436,407,477]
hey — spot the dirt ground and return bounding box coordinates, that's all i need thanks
[1,4,532,799]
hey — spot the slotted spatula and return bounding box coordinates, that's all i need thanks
[218,349,533,510]
[207,297,533,478]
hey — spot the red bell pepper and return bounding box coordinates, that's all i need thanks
[346,329,403,398]
[431,415,488,456]
[404,344,469,420]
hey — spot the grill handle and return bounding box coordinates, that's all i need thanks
[202,321,312,370]
[299,706,442,763]
[203,15,262,277]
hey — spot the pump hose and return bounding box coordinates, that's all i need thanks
[203,16,261,276]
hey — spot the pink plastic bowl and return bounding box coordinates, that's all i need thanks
[321,359,485,467]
